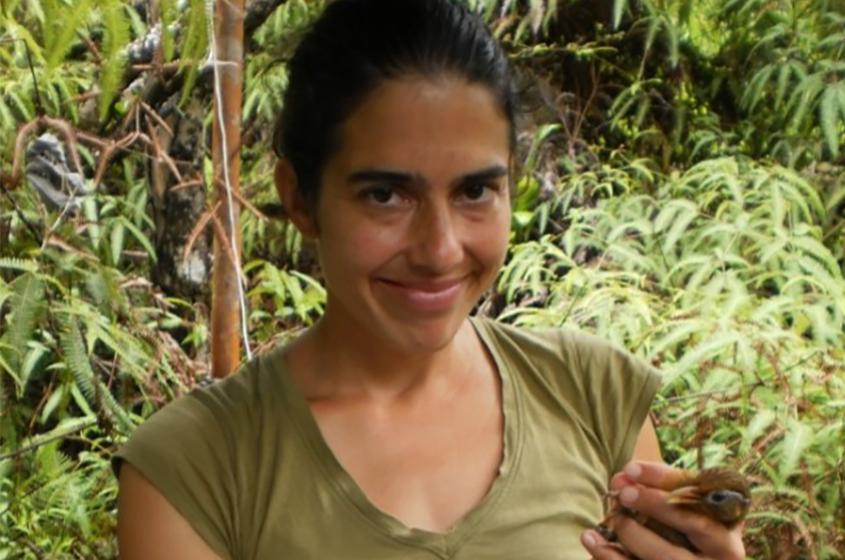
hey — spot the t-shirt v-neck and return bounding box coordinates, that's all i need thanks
[276,316,524,558]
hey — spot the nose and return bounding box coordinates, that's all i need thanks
[407,199,463,274]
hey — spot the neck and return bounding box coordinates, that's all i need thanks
[290,306,475,403]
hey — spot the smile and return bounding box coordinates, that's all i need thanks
[375,277,467,313]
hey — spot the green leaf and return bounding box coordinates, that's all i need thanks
[44,0,92,69]
[741,409,778,453]
[820,85,842,158]
[778,418,813,484]
[0,273,45,375]
[612,0,628,30]
[118,216,157,263]
[179,0,209,106]
[110,221,126,266]
[98,0,130,121]
[160,0,177,62]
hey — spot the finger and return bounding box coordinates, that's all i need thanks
[612,514,698,560]
[580,529,632,560]
[617,484,745,558]
[621,461,691,491]
[609,471,636,491]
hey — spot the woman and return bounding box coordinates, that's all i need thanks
[115,1,745,558]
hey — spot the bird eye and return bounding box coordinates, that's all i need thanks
[708,491,728,503]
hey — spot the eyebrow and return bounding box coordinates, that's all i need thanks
[347,165,508,187]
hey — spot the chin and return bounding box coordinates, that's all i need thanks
[378,313,467,354]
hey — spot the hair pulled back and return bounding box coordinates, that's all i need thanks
[273,0,516,206]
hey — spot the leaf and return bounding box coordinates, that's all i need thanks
[160,0,177,62]
[44,0,92,69]
[0,273,45,375]
[59,315,134,432]
[742,65,774,113]
[179,0,209,106]
[118,216,157,263]
[774,62,795,109]
[528,0,544,34]
[612,0,628,30]
[742,409,778,453]
[778,418,813,483]
[98,0,130,121]
[820,85,842,158]
[110,221,126,266]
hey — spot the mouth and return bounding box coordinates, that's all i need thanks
[375,276,468,312]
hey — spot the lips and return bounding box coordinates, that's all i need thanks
[375,276,467,313]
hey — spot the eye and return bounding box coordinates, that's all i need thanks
[705,489,746,507]
[368,186,395,204]
[458,182,499,204]
[361,185,408,208]
[708,491,729,503]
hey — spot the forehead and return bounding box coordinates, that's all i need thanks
[329,76,511,177]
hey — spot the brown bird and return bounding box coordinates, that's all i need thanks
[596,467,751,556]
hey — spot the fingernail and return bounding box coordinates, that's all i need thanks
[624,462,642,480]
[620,485,639,506]
[581,531,597,548]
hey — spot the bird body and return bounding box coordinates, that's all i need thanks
[596,467,751,557]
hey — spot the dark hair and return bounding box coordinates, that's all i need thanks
[273,0,516,207]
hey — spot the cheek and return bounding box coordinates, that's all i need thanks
[318,219,398,281]
[474,208,511,270]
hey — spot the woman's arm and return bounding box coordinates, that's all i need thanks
[632,416,663,463]
[117,463,223,560]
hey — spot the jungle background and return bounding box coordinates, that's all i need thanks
[1,0,844,557]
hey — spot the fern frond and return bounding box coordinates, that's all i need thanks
[0,273,45,374]
[60,315,96,404]
[59,314,134,432]
[98,0,130,121]
[43,0,92,69]
[179,0,209,106]
[0,258,38,273]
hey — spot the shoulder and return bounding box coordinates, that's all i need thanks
[474,316,661,470]
[112,344,288,556]
[473,316,657,388]
[114,343,287,470]
[134,344,283,438]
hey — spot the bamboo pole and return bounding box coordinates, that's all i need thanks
[210,0,246,378]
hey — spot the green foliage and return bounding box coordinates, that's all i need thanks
[159,0,177,62]
[179,0,209,106]
[498,154,845,557]
[731,2,845,163]
[98,0,131,121]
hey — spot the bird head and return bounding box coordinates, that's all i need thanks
[666,468,751,528]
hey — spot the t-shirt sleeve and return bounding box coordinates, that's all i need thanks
[565,331,662,475]
[112,390,238,559]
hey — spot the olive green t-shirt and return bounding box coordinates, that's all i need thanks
[113,317,660,559]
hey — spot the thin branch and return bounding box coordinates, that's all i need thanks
[23,39,44,116]
[182,201,219,262]
[0,419,98,462]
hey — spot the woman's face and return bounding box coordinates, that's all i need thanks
[309,75,512,352]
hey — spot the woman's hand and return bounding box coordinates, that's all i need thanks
[580,461,746,560]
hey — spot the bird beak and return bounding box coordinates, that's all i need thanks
[666,485,703,506]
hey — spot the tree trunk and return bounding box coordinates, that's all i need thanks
[210,0,246,378]
[149,92,211,303]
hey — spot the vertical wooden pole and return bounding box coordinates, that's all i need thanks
[210,0,245,378]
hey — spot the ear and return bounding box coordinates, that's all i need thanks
[274,158,318,238]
